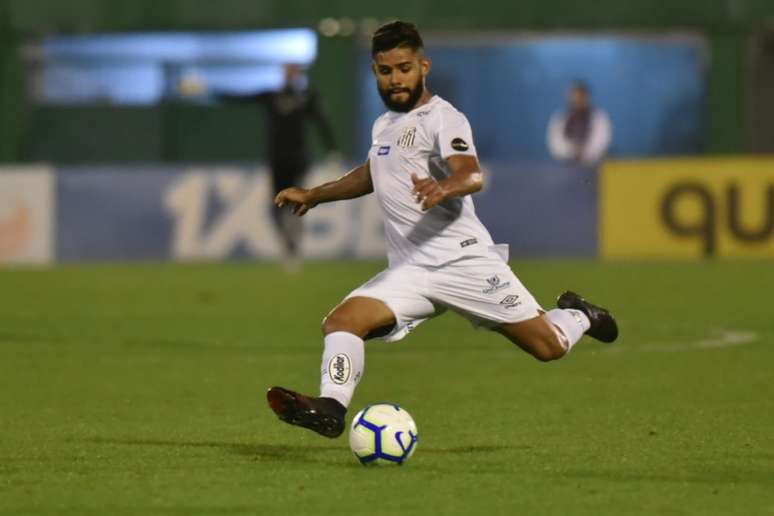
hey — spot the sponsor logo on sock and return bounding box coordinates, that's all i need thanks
[328,354,351,385]
[483,275,511,294]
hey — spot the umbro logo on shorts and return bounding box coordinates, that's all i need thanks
[499,295,521,309]
[378,146,390,156]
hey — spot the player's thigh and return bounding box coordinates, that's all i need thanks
[429,256,564,360]
[494,314,566,362]
[329,265,438,342]
[322,296,397,339]
[430,256,541,329]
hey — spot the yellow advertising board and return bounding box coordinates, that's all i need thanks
[601,157,774,258]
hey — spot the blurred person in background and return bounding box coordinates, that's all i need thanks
[547,80,612,166]
[180,64,338,271]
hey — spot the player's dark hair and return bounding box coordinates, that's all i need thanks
[571,80,590,94]
[371,21,424,57]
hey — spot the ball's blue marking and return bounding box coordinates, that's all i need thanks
[352,405,417,465]
[395,429,418,460]
[356,452,378,465]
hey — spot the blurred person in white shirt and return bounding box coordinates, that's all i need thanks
[547,81,612,166]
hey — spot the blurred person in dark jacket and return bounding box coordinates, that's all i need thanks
[181,64,338,270]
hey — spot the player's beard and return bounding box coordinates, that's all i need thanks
[378,79,424,113]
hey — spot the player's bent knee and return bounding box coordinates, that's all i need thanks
[526,335,567,362]
[321,311,361,337]
[531,345,565,362]
[499,322,567,362]
[321,297,397,339]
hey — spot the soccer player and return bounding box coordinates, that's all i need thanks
[267,21,618,438]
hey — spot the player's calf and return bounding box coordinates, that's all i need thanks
[524,336,567,362]
[495,316,568,362]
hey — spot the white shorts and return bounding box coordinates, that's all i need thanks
[345,253,542,342]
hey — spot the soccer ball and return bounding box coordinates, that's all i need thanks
[349,403,418,465]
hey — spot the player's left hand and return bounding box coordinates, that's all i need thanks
[411,173,446,211]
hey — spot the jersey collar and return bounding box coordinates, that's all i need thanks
[387,95,439,119]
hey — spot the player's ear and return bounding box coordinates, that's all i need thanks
[420,56,431,79]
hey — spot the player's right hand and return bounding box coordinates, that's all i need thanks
[274,187,317,216]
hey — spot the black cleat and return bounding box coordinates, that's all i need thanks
[266,386,346,438]
[557,291,619,343]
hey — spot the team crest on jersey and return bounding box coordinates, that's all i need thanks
[397,126,417,148]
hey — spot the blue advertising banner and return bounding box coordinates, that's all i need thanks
[477,161,598,257]
[56,164,388,262]
[53,162,597,262]
[57,166,179,261]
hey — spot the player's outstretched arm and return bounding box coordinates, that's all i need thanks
[411,155,483,211]
[274,160,374,216]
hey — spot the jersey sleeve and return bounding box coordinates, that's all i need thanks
[437,109,478,159]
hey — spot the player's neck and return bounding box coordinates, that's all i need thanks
[410,90,434,111]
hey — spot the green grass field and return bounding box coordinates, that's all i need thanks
[1,260,773,515]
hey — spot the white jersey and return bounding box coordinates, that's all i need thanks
[368,95,496,267]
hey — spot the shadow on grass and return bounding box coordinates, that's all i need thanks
[90,437,343,464]
[90,438,524,467]
[422,444,530,454]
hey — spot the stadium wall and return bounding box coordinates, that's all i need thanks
[2,1,773,162]
[5,1,774,32]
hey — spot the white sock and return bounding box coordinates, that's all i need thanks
[545,308,590,352]
[319,331,364,408]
